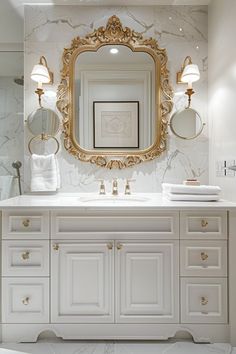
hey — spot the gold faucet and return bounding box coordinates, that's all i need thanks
[112,178,118,195]
[98,179,106,195]
[124,179,135,195]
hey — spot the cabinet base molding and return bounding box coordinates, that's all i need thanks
[1,324,230,343]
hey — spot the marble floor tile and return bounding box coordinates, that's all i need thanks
[0,342,233,354]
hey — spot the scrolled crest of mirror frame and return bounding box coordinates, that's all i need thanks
[56,15,173,169]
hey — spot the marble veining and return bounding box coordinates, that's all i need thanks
[0,77,24,199]
[0,341,232,354]
[24,5,208,193]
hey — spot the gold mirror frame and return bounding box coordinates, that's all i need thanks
[56,15,173,169]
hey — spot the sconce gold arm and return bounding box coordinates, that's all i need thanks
[176,56,193,84]
[33,56,54,107]
[39,56,54,85]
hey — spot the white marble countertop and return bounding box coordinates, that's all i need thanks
[0,193,235,210]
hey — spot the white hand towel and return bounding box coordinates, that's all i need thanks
[30,154,60,192]
[162,183,221,195]
[163,192,220,202]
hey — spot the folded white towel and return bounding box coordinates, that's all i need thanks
[162,183,221,195]
[164,192,220,202]
[30,154,60,192]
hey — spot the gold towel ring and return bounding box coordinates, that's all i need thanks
[28,133,60,155]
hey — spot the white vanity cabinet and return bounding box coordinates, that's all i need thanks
[116,241,179,323]
[51,240,179,325]
[0,199,235,344]
[51,242,114,323]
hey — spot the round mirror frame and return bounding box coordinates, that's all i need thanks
[56,15,173,169]
[27,107,60,137]
[169,108,205,140]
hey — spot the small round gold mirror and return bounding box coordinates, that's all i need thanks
[27,107,60,136]
[169,108,205,140]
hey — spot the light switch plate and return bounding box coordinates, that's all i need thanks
[226,160,236,177]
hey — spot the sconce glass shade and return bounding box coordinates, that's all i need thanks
[181,64,200,83]
[31,64,50,84]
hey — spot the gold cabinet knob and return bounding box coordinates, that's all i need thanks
[117,243,123,250]
[52,244,59,251]
[107,242,113,250]
[21,251,30,260]
[201,219,208,228]
[201,252,208,261]
[22,296,30,305]
[201,296,208,306]
[22,219,30,227]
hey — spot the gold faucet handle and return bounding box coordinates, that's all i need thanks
[112,178,118,195]
[97,179,106,195]
[125,179,136,195]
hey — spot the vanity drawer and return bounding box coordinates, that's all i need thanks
[51,211,179,239]
[2,240,49,276]
[2,210,49,239]
[180,240,227,277]
[180,211,227,239]
[181,277,227,324]
[2,277,49,323]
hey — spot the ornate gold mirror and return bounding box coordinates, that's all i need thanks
[57,15,173,169]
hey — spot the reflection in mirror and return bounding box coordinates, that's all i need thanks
[169,108,205,140]
[75,44,155,151]
[27,107,60,136]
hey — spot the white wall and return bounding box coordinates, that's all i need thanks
[0,0,23,46]
[209,0,236,201]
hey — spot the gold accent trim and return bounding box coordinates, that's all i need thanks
[22,296,30,305]
[200,252,208,261]
[201,296,208,306]
[169,108,205,140]
[201,219,209,228]
[53,244,59,251]
[39,56,54,85]
[21,251,30,260]
[107,242,113,250]
[28,133,60,155]
[117,243,123,250]
[176,55,193,84]
[56,15,173,169]
[22,219,30,227]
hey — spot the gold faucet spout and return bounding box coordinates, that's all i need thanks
[112,179,118,196]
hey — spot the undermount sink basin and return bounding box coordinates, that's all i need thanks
[79,195,151,203]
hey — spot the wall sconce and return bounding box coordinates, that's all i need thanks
[176,56,200,108]
[31,56,54,107]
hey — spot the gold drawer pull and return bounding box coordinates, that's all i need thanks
[117,243,123,250]
[21,251,30,260]
[52,244,59,251]
[107,243,113,250]
[22,219,30,227]
[201,296,208,306]
[201,219,208,228]
[22,296,30,305]
[201,252,208,261]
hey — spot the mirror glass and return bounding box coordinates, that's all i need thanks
[27,107,60,136]
[170,108,204,140]
[74,44,155,151]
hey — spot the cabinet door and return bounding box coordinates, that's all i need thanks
[116,241,179,323]
[51,242,114,323]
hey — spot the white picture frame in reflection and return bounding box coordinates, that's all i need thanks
[93,101,139,149]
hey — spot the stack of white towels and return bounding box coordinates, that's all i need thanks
[162,183,221,201]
